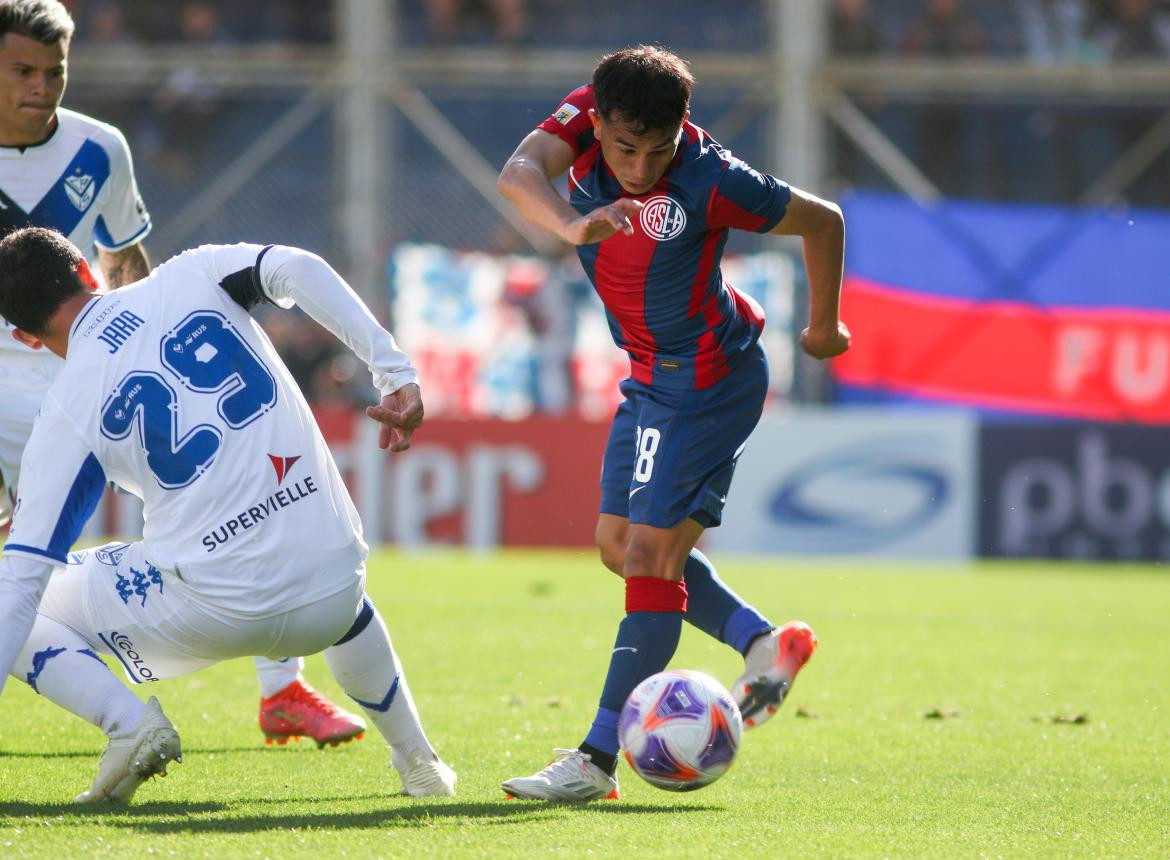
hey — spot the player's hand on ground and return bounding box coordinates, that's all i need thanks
[565,199,645,245]
[366,383,424,452]
[800,321,851,360]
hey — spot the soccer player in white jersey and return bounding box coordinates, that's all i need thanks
[0,226,458,802]
[0,0,366,746]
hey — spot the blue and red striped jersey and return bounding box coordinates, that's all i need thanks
[538,85,791,390]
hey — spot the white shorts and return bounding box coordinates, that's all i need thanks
[0,387,42,500]
[0,350,59,494]
[38,541,365,684]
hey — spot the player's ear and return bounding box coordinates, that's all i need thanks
[588,108,601,132]
[76,258,100,292]
[11,328,44,351]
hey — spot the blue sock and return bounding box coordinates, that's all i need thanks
[582,610,683,758]
[683,548,771,655]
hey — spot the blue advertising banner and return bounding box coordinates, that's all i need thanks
[979,422,1170,561]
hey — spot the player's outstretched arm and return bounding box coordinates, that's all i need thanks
[498,130,644,245]
[247,245,422,446]
[98,242,151,289]
[770,187,851,359]
[366,383,423,452]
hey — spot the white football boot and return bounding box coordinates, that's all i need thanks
[731,621,818,729]
[501,749,619,801]
[74,696,182,804]
[398,749,457,797]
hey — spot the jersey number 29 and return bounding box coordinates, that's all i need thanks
[100,311,276,488]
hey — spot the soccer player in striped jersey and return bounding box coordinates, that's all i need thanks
[0,0,364,746]
[498,45,851,800]
[0,227,456,801]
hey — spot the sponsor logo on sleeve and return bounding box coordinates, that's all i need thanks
[553,103,580,125]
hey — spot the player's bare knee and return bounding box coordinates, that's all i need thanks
[622,542,677,580]
[595,519,627,576]
[598,543,625,576]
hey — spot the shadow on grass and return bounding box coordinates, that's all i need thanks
[0,744,362,761]
[109,800,721,833]
[0,743,350,762]
[183,746,333,755]
[0,801,227,817]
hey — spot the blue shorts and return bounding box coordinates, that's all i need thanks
[599,342,769,529]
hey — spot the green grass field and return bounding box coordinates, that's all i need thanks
[1,549,1168,858]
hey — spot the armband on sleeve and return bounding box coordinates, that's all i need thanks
[219,245,277,310]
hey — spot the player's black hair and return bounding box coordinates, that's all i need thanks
[593,45,693,135]
[0,227,86,335]
[0,0,74,44]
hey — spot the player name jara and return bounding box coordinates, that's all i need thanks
[96,309,146,354]
[201,475,320,553]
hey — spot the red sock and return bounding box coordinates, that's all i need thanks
[625,576,687,614]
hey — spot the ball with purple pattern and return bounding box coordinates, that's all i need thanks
[619,669,743,792]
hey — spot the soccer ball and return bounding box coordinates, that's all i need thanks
[618,669,743,792]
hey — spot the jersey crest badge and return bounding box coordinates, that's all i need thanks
[64,170,96,212]
[553,103,580,125]
[96,543,131,566]
[639,196,687,241]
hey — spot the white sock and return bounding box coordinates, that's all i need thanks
[12,614,145,738]
[254,656,304,698]
[323,599,437,772]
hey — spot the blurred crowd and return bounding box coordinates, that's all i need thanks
[63,0,332,45]
[833,0,1170,61]
[60,0,1170,57]
[53,0,1170,408]
[829,0,1170,202]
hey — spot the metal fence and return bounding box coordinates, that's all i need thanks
[58,0,1170,410]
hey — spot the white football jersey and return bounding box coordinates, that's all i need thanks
[0,108,151,368]
[5,244,415,616]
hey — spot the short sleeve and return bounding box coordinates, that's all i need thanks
[536,84,597,159]
[92,125,152,251]
[708,156,792,234]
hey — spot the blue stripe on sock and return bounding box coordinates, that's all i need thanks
[349,673,400,713]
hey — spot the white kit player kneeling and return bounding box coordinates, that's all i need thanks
[0,227,456,802]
